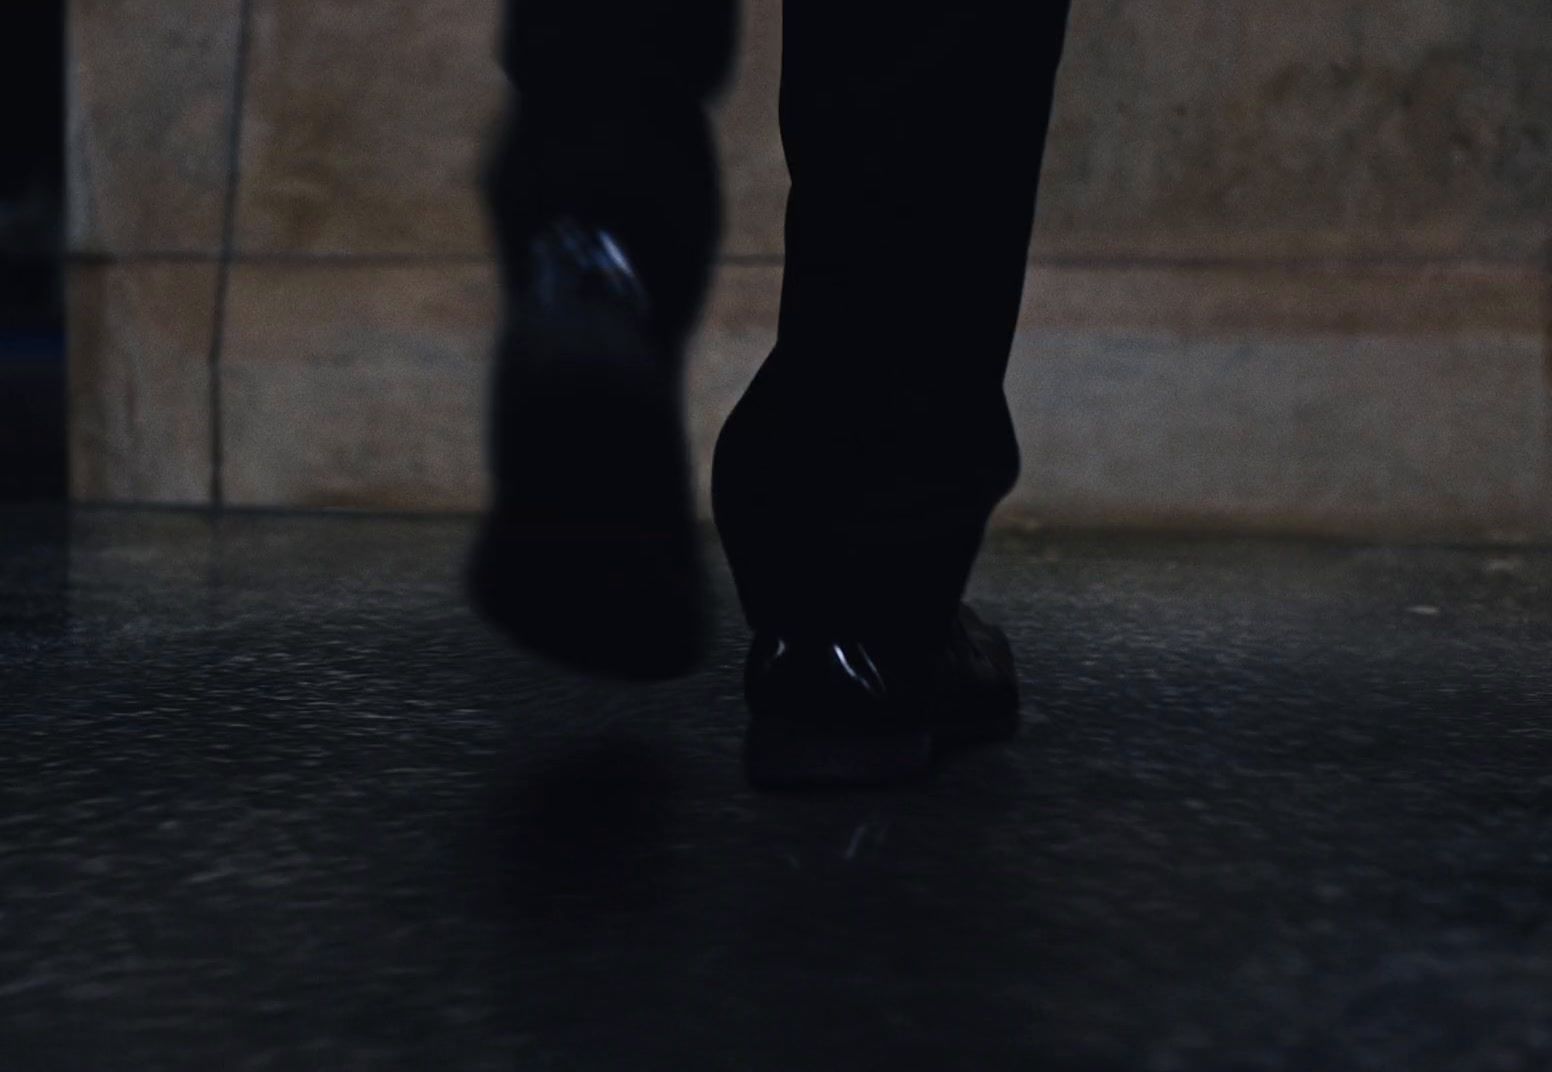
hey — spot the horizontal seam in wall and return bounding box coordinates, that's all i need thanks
[63,251,1549,275]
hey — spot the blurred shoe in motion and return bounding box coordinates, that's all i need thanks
[466,217,708,681]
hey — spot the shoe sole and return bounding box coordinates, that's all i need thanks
[466,298,706,681]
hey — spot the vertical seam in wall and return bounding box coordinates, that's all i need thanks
[1542,237,1552,532]
[208,0,256,511]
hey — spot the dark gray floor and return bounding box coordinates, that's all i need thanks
[4,508,1552,1071]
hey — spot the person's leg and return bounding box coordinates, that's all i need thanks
[716,2,1074,787]
[486,0,735,346]
[713,2,1073,650]
[470,1,737,680]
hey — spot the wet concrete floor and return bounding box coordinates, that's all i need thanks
[3,507,1552,1070]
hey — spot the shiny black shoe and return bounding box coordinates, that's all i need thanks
[743,603,1021,789]
[466,218,708,681]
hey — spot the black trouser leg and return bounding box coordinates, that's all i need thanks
[486,0,737,346]
[712,2,1074,644]
[473,2,738,680]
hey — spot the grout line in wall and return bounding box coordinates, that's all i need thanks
[67,249,1549,274]
[1024,253,1548,273]
[207,0,257,512]
[1541,238,1552,528]
[71,251,227,264]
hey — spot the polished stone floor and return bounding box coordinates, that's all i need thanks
[4,507,1552,1071]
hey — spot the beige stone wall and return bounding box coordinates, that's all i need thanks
[68,0,1552,540]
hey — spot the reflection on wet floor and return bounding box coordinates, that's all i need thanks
[4,507,1552,1070]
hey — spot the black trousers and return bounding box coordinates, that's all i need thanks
[489,1,1073,644]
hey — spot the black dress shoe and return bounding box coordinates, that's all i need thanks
[743,603,1021,788]
[466,218,707,681]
